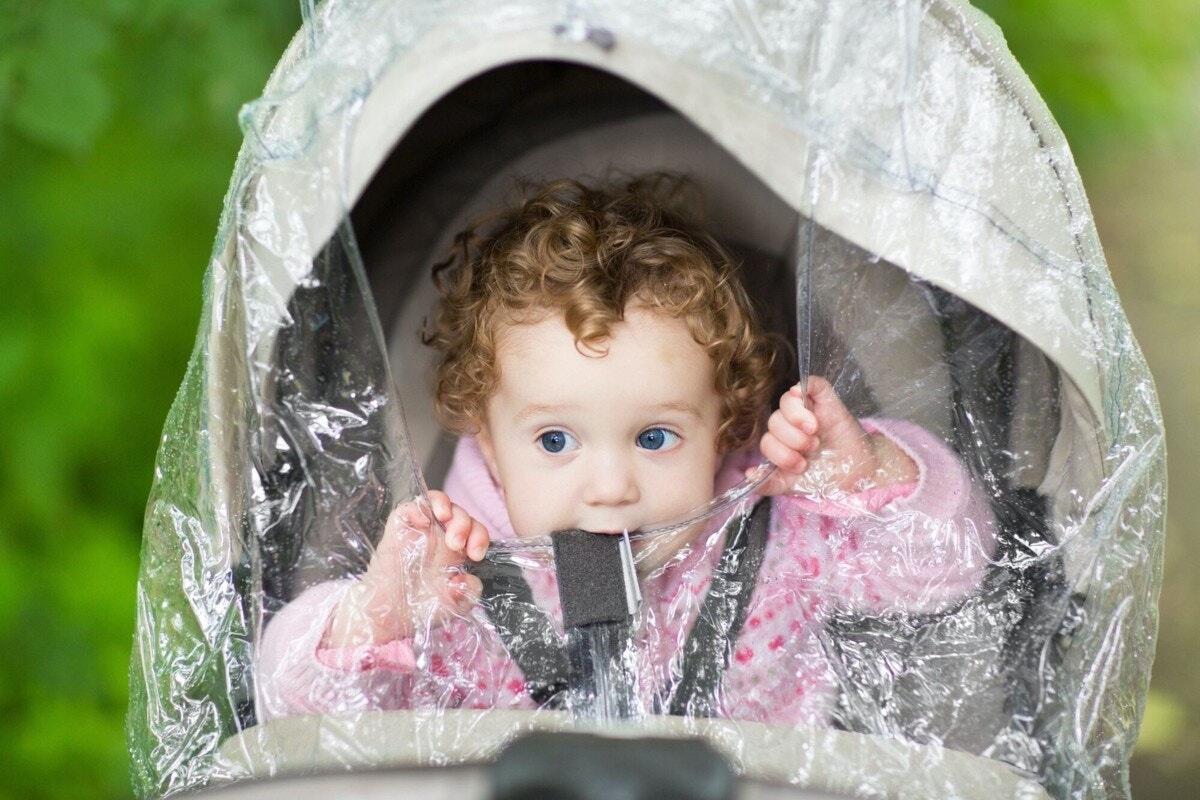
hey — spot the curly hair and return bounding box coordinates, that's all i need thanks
[422,173,781,453]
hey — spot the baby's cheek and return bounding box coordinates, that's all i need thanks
[505,502,538,539]
[660,476,717,523]
[505,491,559,540]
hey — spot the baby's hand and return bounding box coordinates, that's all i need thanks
[756,376,917,497]
[323,490,489,649]
[426,489,491,563]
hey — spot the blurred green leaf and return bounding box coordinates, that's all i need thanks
[1137,688,1189,755]
[0,3,299,798]
[5,6,113,153]
[973,0,1200,158]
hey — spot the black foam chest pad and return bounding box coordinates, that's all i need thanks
[551,529,632,628]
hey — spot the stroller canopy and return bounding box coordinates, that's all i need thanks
[128,1,1165,798]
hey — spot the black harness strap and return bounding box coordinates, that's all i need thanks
[471,498,771,716]
[471,557,570,708]
[666,497,771,717]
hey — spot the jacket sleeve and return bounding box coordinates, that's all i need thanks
[256,580,420,720]
[257,580,540,720]
[771,418,998,615]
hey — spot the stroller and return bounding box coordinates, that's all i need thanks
[127,1,1165,798]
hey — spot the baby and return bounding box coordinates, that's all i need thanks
[260,174,996,724]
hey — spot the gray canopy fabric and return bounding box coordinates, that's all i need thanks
[127,1,1164,798]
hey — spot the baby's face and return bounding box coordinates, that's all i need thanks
[477,305,723,542]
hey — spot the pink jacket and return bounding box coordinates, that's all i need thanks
[259,419,996,725]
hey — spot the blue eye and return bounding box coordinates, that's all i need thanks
[636,428,679,451]
[538,430,578,454]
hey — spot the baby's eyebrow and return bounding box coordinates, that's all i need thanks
[512,403,572,425]
[647,401,704,420]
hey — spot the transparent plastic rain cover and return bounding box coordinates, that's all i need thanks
[127,1,1165,798]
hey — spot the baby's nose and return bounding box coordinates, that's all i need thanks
[583,459,640,507]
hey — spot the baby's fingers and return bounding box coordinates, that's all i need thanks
[760,429,810,474]
[437,500,490,562]
[464,517,490,562]
[444,511,490,562]
[426,490,456,525]
[779,386,819,434]
[767,408,820,458]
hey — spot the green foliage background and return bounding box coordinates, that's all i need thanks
[0,2,299,797]
[0,1,1195,798]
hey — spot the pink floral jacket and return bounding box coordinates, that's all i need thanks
[259,419,996,726]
